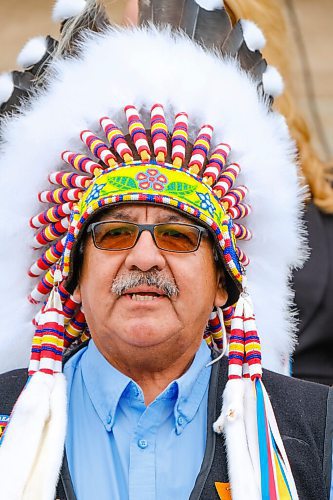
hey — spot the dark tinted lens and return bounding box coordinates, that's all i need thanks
[93,222,138,250]
[154,224,200,252]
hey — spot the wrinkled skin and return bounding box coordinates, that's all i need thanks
[74,203,228,404]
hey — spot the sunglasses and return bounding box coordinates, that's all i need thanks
[86,220,209,253]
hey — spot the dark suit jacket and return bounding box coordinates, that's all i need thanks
[293,202,333,385]
[1,351,332,499]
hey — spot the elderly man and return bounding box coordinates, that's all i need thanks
[0,1,332,499]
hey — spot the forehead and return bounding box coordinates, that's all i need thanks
[95,203,194,224]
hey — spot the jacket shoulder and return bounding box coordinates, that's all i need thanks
[263,369,333,497]
[263,369,330,441]
[0,369,28,415]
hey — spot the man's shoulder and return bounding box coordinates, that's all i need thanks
[262,368,332,447]
[0,368,28,415]
[263,367,331,402]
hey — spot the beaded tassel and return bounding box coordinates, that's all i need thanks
[33,218,69,248]
[226,296,246,379]
[80,130,117,168]
[29,237,66,277]
[171,112,188,168]
[28,268,65,375]
[28,268,55,304]
[188,124,213,175]
[62,151,102,176]
[213,163,240,198]
[64,309,86,347]
[202,143,231,186]
[236,247,250,266]
[228,203,251,220]
[100,117,134,163]
[221,186,248,211]
[38,187,82,204]
[49,171,91,189]
[234,223,252,241]
[30,203,73,229]
[151,104,168,162]
[125,105,151,161]
[208,309,224,350]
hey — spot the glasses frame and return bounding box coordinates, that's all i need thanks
[86,220,209,253]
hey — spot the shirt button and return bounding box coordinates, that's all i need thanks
[106,415,112,425]
[138,439,148,449]
[177,416,184,426]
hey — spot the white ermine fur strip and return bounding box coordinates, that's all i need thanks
[214,379,260,500]
[0,372,53,499]
[23,373,67,500]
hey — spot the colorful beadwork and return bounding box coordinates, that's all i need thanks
[80,130,117,168]
[33,218,69,248]
[203,143,230,185]
[213,163,240,198]
[188,124,213,175]
[221,185,248,210]
[29,237,66,277]
[125,105,151,161]
[30,202,73,228]
[62,151,102,176]
[49,171,91,189]
[171,112,188,168]
[150,104,168,162]
[100,117,134,163]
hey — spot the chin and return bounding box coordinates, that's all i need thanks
[120,320,178,348]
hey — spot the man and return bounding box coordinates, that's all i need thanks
[0,1,332,499]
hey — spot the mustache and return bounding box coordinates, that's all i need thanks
[111,270,179,298]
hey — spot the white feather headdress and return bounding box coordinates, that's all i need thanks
[0,2,306,498]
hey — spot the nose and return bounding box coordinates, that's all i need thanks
[124,229,166,272]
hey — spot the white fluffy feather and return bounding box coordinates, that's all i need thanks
[17,37,48,69]
[195,0,223,10]
[0,73,14,105]
[240,19,266,51]
[262,65,284,97]
[0,27,306,375]
[52,0,87,22]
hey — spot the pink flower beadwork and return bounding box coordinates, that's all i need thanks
[136,168,168,191]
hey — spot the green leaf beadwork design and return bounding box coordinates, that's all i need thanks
[166,182,197,196]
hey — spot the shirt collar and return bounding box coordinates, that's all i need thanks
[79,339,212,433]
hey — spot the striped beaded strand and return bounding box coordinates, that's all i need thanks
[125,105,151,161]
[151,104,168,162]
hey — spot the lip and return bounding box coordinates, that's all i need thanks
[121,286,167,297]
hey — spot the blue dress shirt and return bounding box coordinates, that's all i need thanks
[64,339,212,500]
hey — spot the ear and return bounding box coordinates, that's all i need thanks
[214,270,228,308]
[72,284,82,304]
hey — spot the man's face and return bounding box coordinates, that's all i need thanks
[74,204,228,362]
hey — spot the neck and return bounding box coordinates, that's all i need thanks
[92,336,202,406]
